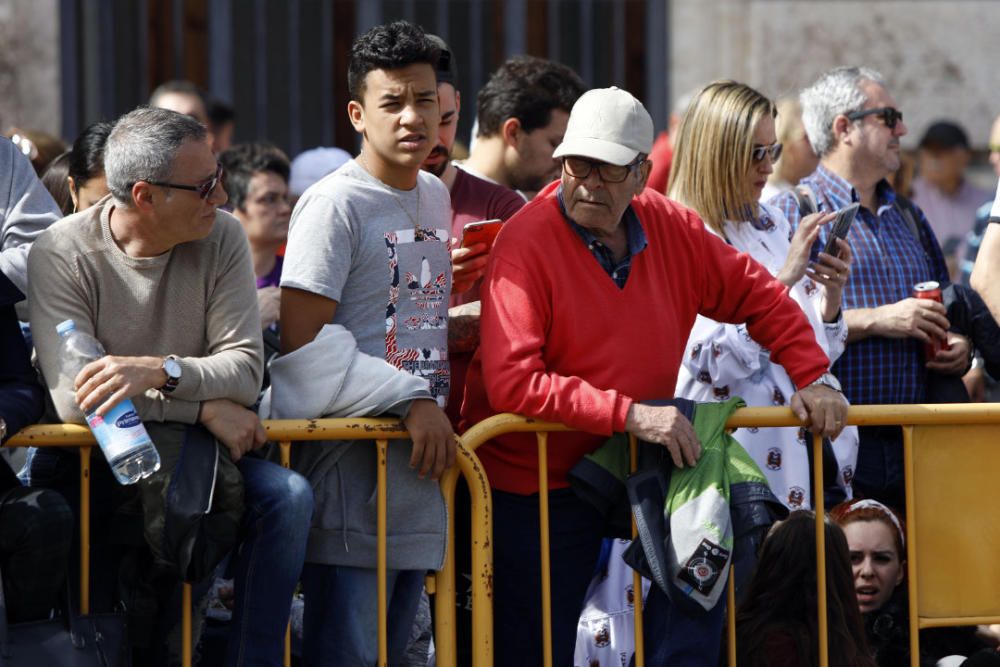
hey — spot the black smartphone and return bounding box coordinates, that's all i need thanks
[822,203,859,257]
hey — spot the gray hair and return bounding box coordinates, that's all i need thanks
[104,106,207,205]
[800,66,886,157]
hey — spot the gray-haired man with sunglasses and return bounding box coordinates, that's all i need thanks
[26,106,313,666]
[772,66,972,510]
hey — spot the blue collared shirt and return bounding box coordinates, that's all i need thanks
[557,186,648,289]
[771,165,948,405]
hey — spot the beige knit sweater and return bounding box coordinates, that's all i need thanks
[28,199,263,425]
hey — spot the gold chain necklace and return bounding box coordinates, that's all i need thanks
[358,151,422,232]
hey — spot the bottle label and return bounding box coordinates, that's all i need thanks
[86,400,153,460]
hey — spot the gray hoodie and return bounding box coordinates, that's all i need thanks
[261,324,447,570]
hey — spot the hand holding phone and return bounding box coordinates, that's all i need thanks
[822,203,859,257]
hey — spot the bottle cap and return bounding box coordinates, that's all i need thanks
[56,319,77,337]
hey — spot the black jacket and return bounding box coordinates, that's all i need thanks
[0,272,44,490]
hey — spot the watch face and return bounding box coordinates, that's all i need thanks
[164,358,182,378]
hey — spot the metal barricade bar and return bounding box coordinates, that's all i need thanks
[7,419,494,667]
[536,432,553,667]
[904,425,920,667]
[629,433,644,667]
[12,405,1000,666]
[434,431,495,667]
[459,404,1000,667]
[812,432,829,667]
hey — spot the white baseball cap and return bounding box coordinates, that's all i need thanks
[552,86,654,166]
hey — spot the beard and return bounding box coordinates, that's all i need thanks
[422,145,450,177]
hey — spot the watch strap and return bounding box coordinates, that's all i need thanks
[160,356,181,394]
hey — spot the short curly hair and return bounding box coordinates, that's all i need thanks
[475,56,586,138]
[348,20,440,103]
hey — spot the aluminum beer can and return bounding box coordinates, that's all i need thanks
[912,281,949,359]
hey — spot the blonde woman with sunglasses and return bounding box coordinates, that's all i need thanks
[671,81,859,510]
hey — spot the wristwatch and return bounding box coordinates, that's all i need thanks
[807,372,842,393]
[160,356,182,394]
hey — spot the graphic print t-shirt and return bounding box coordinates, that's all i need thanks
[281,160,453,406]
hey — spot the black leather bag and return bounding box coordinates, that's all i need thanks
[0,565,129,666]
[138,422,244,582]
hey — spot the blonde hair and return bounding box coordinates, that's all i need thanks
[774,98,804,144]
[668,81,775,235]
[770,98,805,185]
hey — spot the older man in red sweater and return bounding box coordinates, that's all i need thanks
[461,86,847,666]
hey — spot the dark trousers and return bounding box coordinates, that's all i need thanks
[493,488,604,667]
[28,447,144,613]
[853,426,906,512]
[637,582,727,667]
[0,485,73,622]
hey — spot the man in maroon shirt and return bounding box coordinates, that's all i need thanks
[461,56,586,200]
[420,35,526,426]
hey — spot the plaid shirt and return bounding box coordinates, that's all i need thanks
[558,186,648,289]
[771,165,948,405]
[960,199,994,285]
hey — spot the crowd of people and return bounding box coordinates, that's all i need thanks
[0,17,998,667]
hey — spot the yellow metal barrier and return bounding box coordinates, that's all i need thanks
[459,404,1000,667]
[7,418,495,667]
[9,404,1000,666]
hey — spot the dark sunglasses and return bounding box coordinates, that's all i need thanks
[846,107,904,130]
[562,156,644,183]
[145,163,223,200]
[751,142,783,163]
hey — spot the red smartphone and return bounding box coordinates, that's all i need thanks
[461,219,504,251]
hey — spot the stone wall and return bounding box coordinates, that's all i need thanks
[0,0,61,136]
[671,0,1000,149]
[0,0,996,148]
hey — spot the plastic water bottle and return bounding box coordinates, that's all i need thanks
[56,319,161,484]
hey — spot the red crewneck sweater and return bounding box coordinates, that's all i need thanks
[461,182,830,495]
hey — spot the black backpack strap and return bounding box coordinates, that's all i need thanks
[791,184,819,219]
[893,195,936,266]
[893,195,922,241]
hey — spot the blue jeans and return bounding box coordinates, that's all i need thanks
[225,456,314,667]
[493,488,605,667]
[300,563,425,666]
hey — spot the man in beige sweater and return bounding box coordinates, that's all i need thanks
[27,107,313,667]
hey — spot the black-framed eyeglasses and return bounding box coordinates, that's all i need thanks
[562,156,644,183]
[846,107,904,130]
[145,163,223,200]
[751,142,783,163]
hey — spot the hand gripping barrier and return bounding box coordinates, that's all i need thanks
[458,404,1000,667]
[7,418,495,667]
